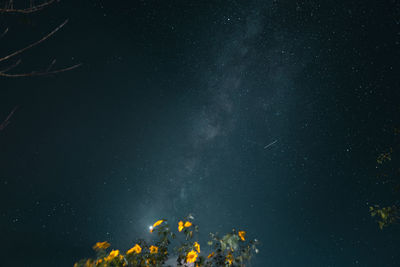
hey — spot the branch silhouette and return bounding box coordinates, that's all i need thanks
[0,1,81,77]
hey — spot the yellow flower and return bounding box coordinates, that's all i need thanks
[150,219,164,232]
[153,219,164,227]
[95,259,103,265]
[109,250,120,257]
[226,252,234,265]
[92,241,111,250]
[178,221,184,232]
[238,231,246,241]
[85,259,95,267]
[178,220,193,232]
[207,252,214,259]
[149,245,158,254]
[105,250,120,262]
[194,241,200,253]
[186,250,198,263]
[127,244,142,254]
[143,258,156,266]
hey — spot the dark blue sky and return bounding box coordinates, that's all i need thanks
[1,0,399,266]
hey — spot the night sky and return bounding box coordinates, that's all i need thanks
[1,0,399,266]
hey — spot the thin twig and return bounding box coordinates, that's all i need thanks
[0,62,82,77]
[45,58,56,72]
[0,0,57,14]
[0,105,18,131]
[0,27,9,39]
[0,59,21,73]
[0,19,68,63]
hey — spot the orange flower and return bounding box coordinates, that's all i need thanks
[150,219,164,232]
[194,241,200,253]
[127,244,142,254]
[109,250,120,257]
[178,221,184,232]
[226,252,234,265]
[92,241,110,250]
[149,245,158,254]
[105,250,120,262]
[207,252,214,259]
[178,220,193,232]
[186,250,198,263]
[238,231,246,241]
[153,220,164,228]
[85,259,95,267]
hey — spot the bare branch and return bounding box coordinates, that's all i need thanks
[45,58,56,72]
[0,59,21,72]
[0,16,81,77]
[0,0,57,14]
[0,27,9,39]
[0,106,18,131]
[0,62,82,77]
[0,19,69,63]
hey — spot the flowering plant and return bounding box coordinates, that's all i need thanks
[74,215,259,267]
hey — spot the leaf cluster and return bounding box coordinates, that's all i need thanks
[370,205,400,230]
[372,128,400,229]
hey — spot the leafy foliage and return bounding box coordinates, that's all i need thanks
[369,205,399,229]
[371,128,400,229]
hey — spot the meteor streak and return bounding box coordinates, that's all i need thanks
[263,139,277,149]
